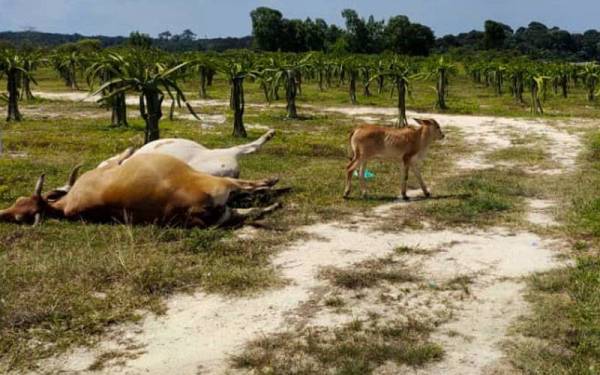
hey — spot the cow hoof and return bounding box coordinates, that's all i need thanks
[265,129,276,140]
[402,195,410,201]
[265,178,279,187]
[265,202,282,212]
[424,192,431,198]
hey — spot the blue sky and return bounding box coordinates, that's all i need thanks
[1,0,598,38]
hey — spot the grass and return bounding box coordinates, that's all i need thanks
[1,65,598,373]
[0,105,403,370]
[413,168,538,226]
[486,146,553,167]
[0,92,462,371]
[231,315,443,374]
[507,130,600,374]
[320,257,419,290]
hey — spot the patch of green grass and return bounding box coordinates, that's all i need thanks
[0,224,283,371]
[509,130,600,374]
[567,132,600,237]
[320,258,419,290]
[324,296,346,308]
[231,317,443,374]
[487,146,552,167]
[509,263,600,374]
[416,168,537,226]
[394,245,430,256]
[441,275,474,294]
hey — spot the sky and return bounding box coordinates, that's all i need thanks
[1,0,599,38]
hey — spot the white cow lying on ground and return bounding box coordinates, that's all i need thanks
[98,129,275,178]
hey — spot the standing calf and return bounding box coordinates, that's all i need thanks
[343,118,445,199]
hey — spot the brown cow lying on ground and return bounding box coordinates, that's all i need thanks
[344,118,445,199]
[0,153,280,227]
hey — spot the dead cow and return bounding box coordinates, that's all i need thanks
[0,153,280,227]
[98,129,276,178]
[343,118,445,199]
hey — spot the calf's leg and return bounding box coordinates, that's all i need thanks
[401,162,410,200]
[410,162,430,197]
[358,162,368,197]
[343,157,360,198]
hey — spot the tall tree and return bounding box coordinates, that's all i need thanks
[158,31,172,40]
[341,9,371,54]
[385,16,435,56]
[129,31,152,49]
[484,20,513,49]
[250,7,284,51]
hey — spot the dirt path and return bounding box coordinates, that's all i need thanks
[37,107,586,374]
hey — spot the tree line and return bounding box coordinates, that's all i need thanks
[2,8,600,60]
[438,20,600,61]
[250,7,435,56]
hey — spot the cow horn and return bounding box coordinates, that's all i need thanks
[118,147,135,165]
[67,164,83,187]
[33,212,42,226]
[34,174,45,198]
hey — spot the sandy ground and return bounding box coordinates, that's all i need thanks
[32,100,587,375]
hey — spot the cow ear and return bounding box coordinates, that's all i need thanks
[414,118,425,125]
[44,189,68,202]
[67,164,84,187]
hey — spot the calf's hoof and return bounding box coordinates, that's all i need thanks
[343,188,351,199]
[424,191,432,198]
[402,194,410,201]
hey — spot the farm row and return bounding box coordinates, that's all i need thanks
[2,47,600,145]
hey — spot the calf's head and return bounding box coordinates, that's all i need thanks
[415,118,445,140]
[0,175,47,225]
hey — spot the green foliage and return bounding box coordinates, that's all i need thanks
[128,31,152,49]
[421,169,533,225]
[484,20,513,49]
[89,49,199,142]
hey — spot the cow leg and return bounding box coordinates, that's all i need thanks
[401,162,410,200]
[232,202,281,218]
[410,162,430,197]
[217,202,281,226]
[344,157,360,198]
[358,162,368,198]
[228,177,279,193]
[234,129,276,155]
